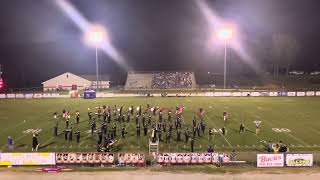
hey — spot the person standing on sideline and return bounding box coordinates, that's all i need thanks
[32,134,39,152]
[75,128,81,143]
[7,136,14,151]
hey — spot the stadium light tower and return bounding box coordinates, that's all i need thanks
[216,25,234,89]
[83,24,108,91]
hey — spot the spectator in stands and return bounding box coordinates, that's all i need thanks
[151,72,193,89]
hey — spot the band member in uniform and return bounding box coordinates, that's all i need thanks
[190,137,194,152]
[75,128,80,143]
[176,129,181,141]
[75,110,80,124]
[97,130,103,144]
[88,108,93,121]
[223,111,228,124]
[112,123,117,137]
[239,122,245,133]
[127,112,130,123]
[148,114,152,126]
[91,119,96,133]
[165,131,170,143]
[64,127,69,140]
[121,126,126,138]
[255,121,261,134]
[136,124,141,138]
[222,127,227,136]
[135,114,139,125]
[192,116,196,127]
[184,128,190,143]
[143,123,148,136]
[32,134,39,152]
[68,127,73,141]
[209,128,213,141]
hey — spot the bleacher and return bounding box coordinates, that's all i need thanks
[125,71,197,90]
[125,72,154,90]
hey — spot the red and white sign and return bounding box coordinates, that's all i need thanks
[0,94,6,99]
[257,154,284,167]
[205,92,214,97]
[214,92,223,97]
[316,91,320,96]
[222,92,232,97]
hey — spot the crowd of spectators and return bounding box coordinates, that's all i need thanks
[151,72,193,89]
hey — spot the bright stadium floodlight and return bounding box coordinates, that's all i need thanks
[83,24,108,91]
[84,24,108,47]
[216,24,235,89]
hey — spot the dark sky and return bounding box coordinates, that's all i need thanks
[0,0,320,88]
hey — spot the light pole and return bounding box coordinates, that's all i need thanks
[84,24,107,91]
[216,26,233,89]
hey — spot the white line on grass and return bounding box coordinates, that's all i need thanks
[310,128,320,135]
[204,114,232,147]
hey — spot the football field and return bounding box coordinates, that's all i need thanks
[0,97,320,153]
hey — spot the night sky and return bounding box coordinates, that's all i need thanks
[0,0,320,88]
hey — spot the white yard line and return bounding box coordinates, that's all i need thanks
[310,128,320,135]
[246,110,310,146]
[204,114,232,147]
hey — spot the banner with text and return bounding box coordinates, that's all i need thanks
[0,153,56,166]
[286,154,313,167]
[257,154,284,167]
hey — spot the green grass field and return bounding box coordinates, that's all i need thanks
[0,97,320,153]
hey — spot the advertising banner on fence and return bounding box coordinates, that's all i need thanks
[118,153,145,165]
[0,94,6,99]
[306,91,315,96]
[296,92,306,96]
[269,92,278,96]
[214,92,223,97]
[316,91,320,96]
[15,94,24,99]
[25,94,33,99]
[6,94,15,98]
[250,92,260,97]
[232,92,242,97]
[286,154,313,167]
[222,92,232,97]
[241,92,250,96]
[0,153,56,166]
[56,152,114,164]
[156,153,219,164]
[287,92,296,96]
[278,92,287,96]
[260,92,269,96]
[257,154,284,167]
[205,92,214,97]
[33,94,43,98]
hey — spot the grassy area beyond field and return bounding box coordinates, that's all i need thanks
[0,97,320,154]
